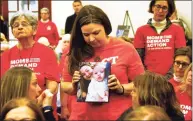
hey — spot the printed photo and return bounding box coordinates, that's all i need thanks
[77,62,111,102]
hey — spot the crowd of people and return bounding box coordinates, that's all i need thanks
[0,0,192,120]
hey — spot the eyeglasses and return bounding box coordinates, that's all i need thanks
[154,4,168,12]
[12,21,31,28]
[174,61,190,69]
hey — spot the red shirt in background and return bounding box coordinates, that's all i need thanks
[134,23,186,75]
[35,20,60,46]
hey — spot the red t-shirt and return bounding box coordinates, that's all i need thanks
[176,90,192,121]
[134,23,186,75]
[61,37,144,120]
[169,78,181,89]
[35,21,60,46]
[1,42,60,89]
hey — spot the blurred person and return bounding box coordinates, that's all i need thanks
[37,36,50,47]
[60,5,144,120]
[55,34,71,61]
[0,33,9,56]
[118,71,184,121]
[0,11,59,119]
[0,32,8,42]
[0,15,8,39]
[1,98,45,121]
[123,105,171,121]
[64,0,83,34]
[134,0,186,80]
[170,9,192,47]
[35,7,60,49]
[0,67,55,121]
[55,34,71,120]
[176,63,192,120]
[169,46,192,88]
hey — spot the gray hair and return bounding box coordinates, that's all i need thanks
[40,7,49,13]
[10,11,38,30]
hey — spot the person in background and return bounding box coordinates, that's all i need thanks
[169,46,192,88]
[175,63,192,120]
[118,71,184,121]
[0,15,8,40]
[55,34,71,120]
[170,9,192,47]
[1,98,45,121]
[55,34,71,61]
[123,105,171,121]
[64,0,83,34]
[134,0,186,80]
[60,5,144,120]
[35,7,60,49]
[0,11,59,119]
[0,67,55,121]
[37,36,50,47]
[0,33,9,56]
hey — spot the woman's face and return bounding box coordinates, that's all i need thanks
[152,0,169,22]
[5,106,36,121]
[40,10,50,21]
[130,85,139,109]
[80,65,93,80]
[28,73,41,100]
[186,70,192,86]
[12,16,35,39]
[173,55,190,78]
[93,65,105,82]
[81,23,109,48]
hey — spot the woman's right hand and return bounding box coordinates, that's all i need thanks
[37,89,54,107]
[72,71,81,90]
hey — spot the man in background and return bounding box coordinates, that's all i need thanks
[64,0,83,34]
[35,7,60,49]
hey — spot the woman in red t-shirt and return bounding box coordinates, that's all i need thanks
[176,63,192,120]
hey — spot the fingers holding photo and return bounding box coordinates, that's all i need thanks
[72,71,81,83]
[108,74,121,90]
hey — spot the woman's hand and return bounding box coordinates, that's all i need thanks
[59,107,70,120]
[71,71,81,91]
[108,74,124,94]
[37,89,54,107]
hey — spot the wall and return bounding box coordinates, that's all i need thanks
[52,1,191,38]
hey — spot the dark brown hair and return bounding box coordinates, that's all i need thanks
[68,5,112,75]
[174,46,192,62]
[73,0,82,5]
[133,71,183,117]
[124,105,171,120]
[148,0,176,18]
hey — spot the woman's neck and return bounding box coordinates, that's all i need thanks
[17,38,35,49]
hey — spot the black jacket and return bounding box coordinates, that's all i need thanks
[65,13,77,34]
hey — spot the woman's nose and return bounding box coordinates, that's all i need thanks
[89,35,95,42]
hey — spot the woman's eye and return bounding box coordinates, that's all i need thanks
[93,31,99,35]
[83,33,89,37]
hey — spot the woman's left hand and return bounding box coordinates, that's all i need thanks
[108,74,124,94]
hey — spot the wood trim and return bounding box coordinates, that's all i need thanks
[1,0,8,22]
[38,0,52,20]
